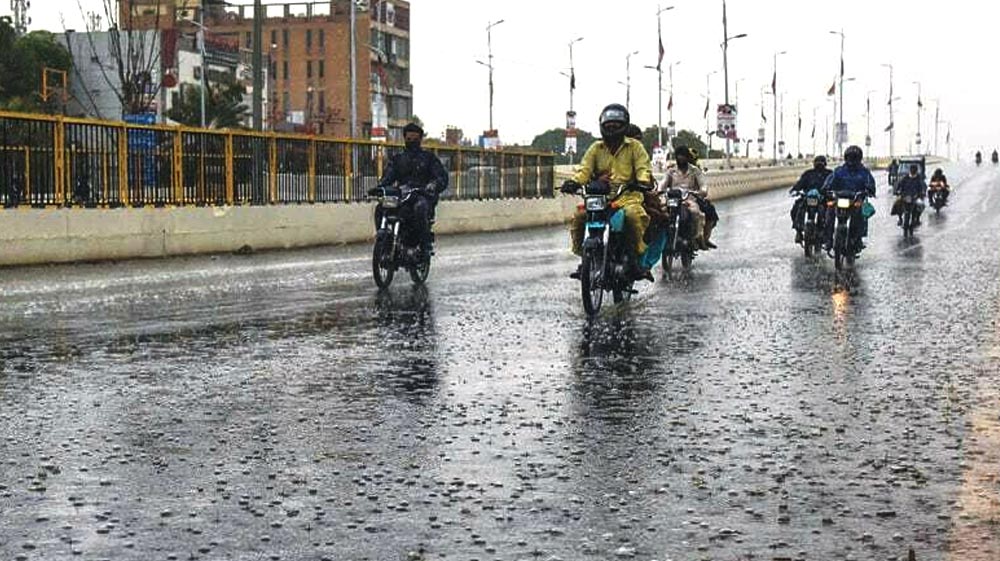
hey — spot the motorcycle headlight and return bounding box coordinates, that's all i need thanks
[806,197,820,206]
[585,196,606,211]
[381,196,400,209]
[837,198,852,209]
[667,199,680,208]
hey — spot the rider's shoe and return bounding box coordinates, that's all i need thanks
[635,268,655,283]
[794,231,803,244]
[569,265,582,280]
[704,240,718,250]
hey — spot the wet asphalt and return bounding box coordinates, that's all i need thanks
[1,164,1000,561]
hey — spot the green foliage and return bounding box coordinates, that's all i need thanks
[0,21,73,113]
[671,130,708,160]
[166,78,250,129]
[530,128,597,163]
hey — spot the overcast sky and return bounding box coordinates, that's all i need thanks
[12,0,997,158]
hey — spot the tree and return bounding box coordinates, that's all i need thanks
[530,128,597,163]
[72,0,165,117]
[0,20,72,112]
[166,78,249,129]
[671,130,709,160]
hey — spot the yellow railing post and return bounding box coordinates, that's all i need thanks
[173,128,183,205]
[343,143,353,201]
[519,154,525,198]
[118,123,129,206]
[101,151,109,205]
[23,147,31,203]
[499,152,505,198]
[376,143,384,178]
[268,134,277,204]
[308,138,316,203]
[53,117,65,205]
[456,149,463,199]
[225,133,234,205]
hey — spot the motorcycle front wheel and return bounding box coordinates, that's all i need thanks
[581,248,605,317]
[372,235,396,289]
[409,251,431,284]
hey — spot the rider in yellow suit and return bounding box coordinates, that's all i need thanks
[562,104,654,281]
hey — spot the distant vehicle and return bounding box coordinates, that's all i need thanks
[893,156,925,189]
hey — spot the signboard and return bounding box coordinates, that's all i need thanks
[778,140,786,155]
[757,127,765,145]
[480,129,501,150]
[865,135,872,148]
[371,126,387,143]
[666,120,677,138]
[716,104,738,140]
[835,122,848,145]
[566,111,577,130]
[564,136,578,155]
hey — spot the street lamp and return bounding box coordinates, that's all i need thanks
[771,50,787,164]
[913,80,922,153]
[865,89,877,153]
[625,50,639,111]
[882,63,895,157]
[829,29,846,155]
[482,18,505,133]
[704,70,718,156]
[720,0,747,159]
[652,5,675,148]
[566,36,583,114]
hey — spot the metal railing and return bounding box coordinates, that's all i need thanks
[0,111,555,208]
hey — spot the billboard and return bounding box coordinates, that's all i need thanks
[717,104,738,140]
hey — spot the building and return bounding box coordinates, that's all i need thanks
[123,0,413,139]
[60,29,165,121]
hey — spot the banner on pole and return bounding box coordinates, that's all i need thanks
[835,122,848,145]
[716,104,738,140]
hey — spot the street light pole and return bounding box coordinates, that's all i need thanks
[705,70,717,155]
[830,29,845,155]
[866,89,876,155]
[882,63,895,157]
[720,1,747,159]
[568,37,583,114]
[772,50,786,164]
[625,50,639,111]
[199,4,207,127]
[913,80,922,154]
[486,19,505,132]
[252,0,263,131]
[349,0,357,137]
[933,99,940,156]
[656,5,675,148]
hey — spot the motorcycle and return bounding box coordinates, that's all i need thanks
[993,152,999,165]
[928,183,948,213]
[573,180,643,316]
[827,190,869,271]
[898,194,922,238]
[791,188,825,257]
[661,188,697,274]
[369,186,433,289]
[976,153,983,166]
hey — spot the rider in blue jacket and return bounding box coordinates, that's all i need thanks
[822,145,876,252]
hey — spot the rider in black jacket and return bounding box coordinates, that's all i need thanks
[369,123,449,254]
[789,156,832,242]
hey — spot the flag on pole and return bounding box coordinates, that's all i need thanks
[570,69,576,91]
[771,71,776,95]
[840,57,845,78]
[888,83,893,105]
[866,96,870,114]
[657,32,664,71]
[704,97,710,119]
[917,96,923,108]
[885,122,894,132]
[811,122,816,138]
[946,129,951,143]
[761,106,767,123]
[798,113,802,131]
[667,93,673,111]
[827,80,836,96]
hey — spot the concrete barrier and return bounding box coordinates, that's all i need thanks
[0,197,579,267]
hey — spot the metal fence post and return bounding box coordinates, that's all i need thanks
[344,143,353,202]
[308,138,316,203]
[224,133,234,205]
[456,149,463,199]
[118,123,129,206]
[173,128,183,205]
[268,134,278,204]
[53,117,65,206]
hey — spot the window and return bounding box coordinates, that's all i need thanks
[318,91,325,114]
[306,61,313,79]
[282,29,289,48]
[282,61,288,80]
[271,30,277,47]
[283,91,290,114]
[318,60,325,79]
[318,29,325,49]
[245,32,252,48]
[306,29,312,50]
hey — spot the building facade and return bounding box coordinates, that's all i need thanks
[123,0,412,139]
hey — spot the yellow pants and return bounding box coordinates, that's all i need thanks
[570,190,649,258]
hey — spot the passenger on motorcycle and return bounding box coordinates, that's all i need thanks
[626,125,670,253]
[928,168,950,205]
[789,155,832,243]
[892,163,927,226]
[822,145,876,252]
[662,146,714,249]
[368,123,449,255]
[887,158,900,187]
[993,150,999,164]
[563,104,655,281]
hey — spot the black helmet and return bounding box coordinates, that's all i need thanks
[813,155,827,166]
[599,103,630,144]
[843,145,863,164]
[626,124,643,141]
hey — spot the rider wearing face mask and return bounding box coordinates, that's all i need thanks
[562,104,655,281]
[369,123,449,255]
[893,163,927,226]
[822,145,876,251]
[789,155,832,242]
[662,145,712,249]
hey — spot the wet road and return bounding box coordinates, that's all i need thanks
[2,165,1000,561]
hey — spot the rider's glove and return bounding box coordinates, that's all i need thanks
[367,186,383,197]
[560,180,581,195]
